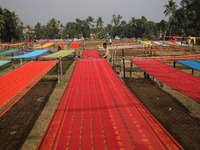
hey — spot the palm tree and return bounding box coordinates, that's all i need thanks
[0,6,5,31]
[129,17,137,27]
[34,22,42,39]
[172,8,184,35]
[164,0,178,36]
[47,18,60,38]
[47,18,59,30]
[76,18,86,38]
[111,14,122,26]
[86,16,94,28]
[96,17,104,29]
[11,11,20,26]
[0,14,5,31]
[95,17,104,39]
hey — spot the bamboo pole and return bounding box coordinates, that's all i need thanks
[11,59,15,70]
[122,49,125,80]
[130,61,133,80]
[59,56,63,81]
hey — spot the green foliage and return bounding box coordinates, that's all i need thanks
[163,0,200,36]
[180,0,200,36]
[1,1,200,42]
[0,7,22,42]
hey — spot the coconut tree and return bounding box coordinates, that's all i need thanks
[86,16,94,28]
[46,18,60,39]
[180,0,200,36]
[76,18,86,38]
[0,15,5,31]
[0,6,5,31]
[111,14,122,27]
[96,17,104,29]
[65,22,77,38]
[164,0,178,36]
[11,11,20,26]
[95,17,104,38]
[34,22,43,39]
[156,20,168,38]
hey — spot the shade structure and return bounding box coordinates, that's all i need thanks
[81,49,99,58]
[42,50,75,58]
[6,50,48,59]
[130,57,200,103]
[37,58,183,150]
[0,60,58,117]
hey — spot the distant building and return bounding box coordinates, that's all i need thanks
[23,28,35,40]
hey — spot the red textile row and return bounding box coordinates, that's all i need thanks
[135,54,200,60]
[0,61,58,117]
[37,58,183,150]
[130,58,200,103]
[81,49,100,58]
[124,48,200,51]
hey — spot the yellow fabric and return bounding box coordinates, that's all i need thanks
[35,43,55,49]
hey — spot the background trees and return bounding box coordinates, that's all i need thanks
[0,0,199,42]
[0,7,22,42]
[164,0,178,36]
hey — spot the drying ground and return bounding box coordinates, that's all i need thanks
[0,48,200,150]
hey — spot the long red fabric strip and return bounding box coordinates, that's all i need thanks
[37,58,183,150]
[124,48,200,51]
[130,58,200,103]
[81,49,99,58]
[0,61,58,117]
[134,55,200,60]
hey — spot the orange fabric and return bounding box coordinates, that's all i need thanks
[71,43,79,49]
[0,61,58,117]
[59,45,64,50]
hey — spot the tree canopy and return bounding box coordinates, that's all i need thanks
[0,0,199,42]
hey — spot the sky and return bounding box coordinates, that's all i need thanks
[0,0,182,27]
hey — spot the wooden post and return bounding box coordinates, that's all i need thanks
[11,59,15,70]
[130,61,133,80]
[161,35,165,56]
[113,49,117,69]
[173,61,176,68]
[20,59,23,65]
[59,56,63,81]
[192,69,194,75]
[57,59,60,83]
[122,49,125,80]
